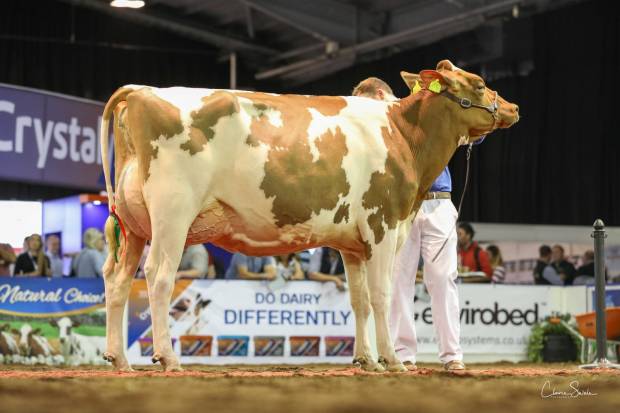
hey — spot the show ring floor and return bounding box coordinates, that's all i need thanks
[1,363,619,413]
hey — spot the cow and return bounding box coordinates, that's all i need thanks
[0,323,20,364]
[14,324,64,365]
[99,59,519,372]
[50,317,105,366]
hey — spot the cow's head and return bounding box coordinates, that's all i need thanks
[15,324,32,354]
[50,317,79,344]
[401,59,519,141]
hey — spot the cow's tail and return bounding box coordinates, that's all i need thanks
[100,87,134,263]
[100,86,134,212]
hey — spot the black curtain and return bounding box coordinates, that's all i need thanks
[288,0,620,227]
[2,0,619,226]
[0,0,231,200]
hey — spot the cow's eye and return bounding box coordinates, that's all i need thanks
[476,84,485,92]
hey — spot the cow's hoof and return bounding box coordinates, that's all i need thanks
[353,356,385,373]
[378,356,407,373]
[151,354,162,364]
[102,352,115,363]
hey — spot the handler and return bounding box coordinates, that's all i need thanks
[352,76,466,371]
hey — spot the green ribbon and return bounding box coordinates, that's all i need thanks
[112,214,121,263]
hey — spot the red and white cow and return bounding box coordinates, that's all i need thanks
[100,60,519,372]
[0,323,20,364]
[15,324,64,365]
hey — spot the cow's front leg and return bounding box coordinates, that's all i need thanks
[103,219,146,371]
[143,208,194,372]
[367,233,407,372]
[341,253,384,373]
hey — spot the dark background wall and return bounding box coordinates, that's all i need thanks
[1,0,618,226]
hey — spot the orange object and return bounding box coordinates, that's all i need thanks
[575,308,620,339]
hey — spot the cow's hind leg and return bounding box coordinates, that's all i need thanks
[367,234,407,372]
[341,253,384,372]
[143,203,195,372]
[102,217,146,371]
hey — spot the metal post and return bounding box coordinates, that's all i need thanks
[229,52,237,90]
[580,219,620,369]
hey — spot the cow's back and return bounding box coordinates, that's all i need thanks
[117,87,396,257]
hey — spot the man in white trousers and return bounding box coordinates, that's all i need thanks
[352,76,465,371]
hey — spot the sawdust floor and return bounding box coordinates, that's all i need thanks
[1,363,619,413]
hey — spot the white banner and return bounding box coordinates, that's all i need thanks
[127,280,354,365]
[414,284,555,361]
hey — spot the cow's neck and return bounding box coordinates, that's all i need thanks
[394,91,467,197]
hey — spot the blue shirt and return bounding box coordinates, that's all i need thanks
[430,136,485,193]
[225,253,276,279]
[430,167,452,192]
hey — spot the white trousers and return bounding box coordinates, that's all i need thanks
[389,198,463,364]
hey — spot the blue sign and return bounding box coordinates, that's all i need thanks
[0,83,110,190]
[0,278,105,317]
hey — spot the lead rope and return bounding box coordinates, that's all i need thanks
[431,142,473,263]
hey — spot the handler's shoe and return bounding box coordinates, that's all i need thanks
[443,360,466,371]
[403,361,417,371]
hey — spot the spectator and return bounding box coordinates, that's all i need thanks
[13,234,51,277]
[551,244,577,285]
[308,247,346,291]
[457,222,492,280]
[275,253,305,281]
[573,250,607,285]
[297,250,312,274]
[0,242,16,277]
[576,250,595,278]
[486,245,506,284]
[71,228,106,278]
[176,244,215,280]
[532,245,552,284]
[225,253,276,280]
[45,235,64,277]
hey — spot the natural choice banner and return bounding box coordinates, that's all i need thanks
[0,278,106,366]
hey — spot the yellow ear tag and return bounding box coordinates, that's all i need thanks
[411,80,422,94]
[428,79,442,93]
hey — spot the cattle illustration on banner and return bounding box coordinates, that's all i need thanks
[0,278,106,366]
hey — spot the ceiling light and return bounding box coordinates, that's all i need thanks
[110,0,145,9]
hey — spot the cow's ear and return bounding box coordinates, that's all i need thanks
[419,70,453,92]
[72,320,81,328]
[11,328,19,335]
[400,71,421,93]
[32,328,41,335]
[436,59,456,71]
[49,320,58,327]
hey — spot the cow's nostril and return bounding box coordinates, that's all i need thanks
[514,105,519,113]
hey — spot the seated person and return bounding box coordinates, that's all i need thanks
[576,250,595,278]
[574,250,608,284]
[308,247,346,291]
[457,222,492,282]
[225,253,276,280]
[71,228,105,278]
[486,245,506,284]
[14,234,51,277]
[275,253,305,281]
[0,242,16,277]
[45,234,64,278]
[176,244,215,280]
